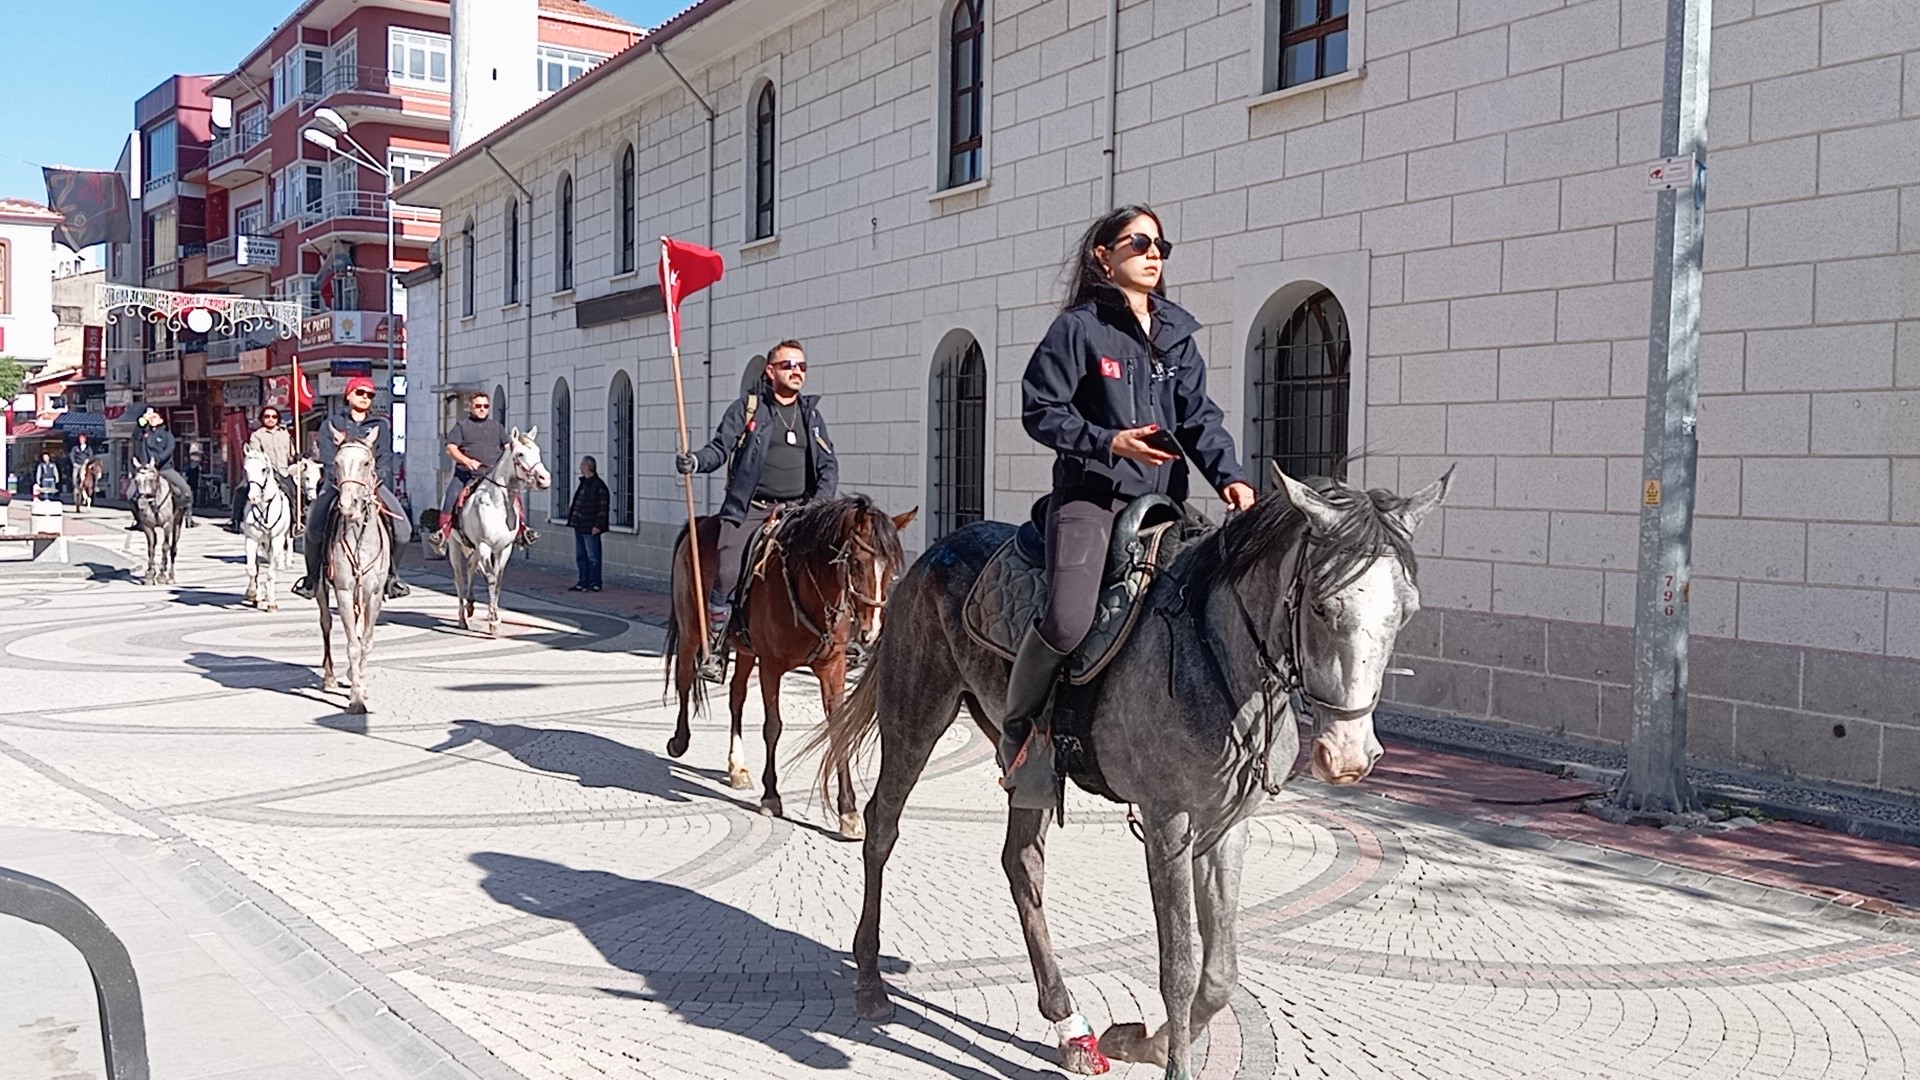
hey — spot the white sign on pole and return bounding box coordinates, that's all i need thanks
[1646,155,1696,191]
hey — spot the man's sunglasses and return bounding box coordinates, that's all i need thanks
[1115,233,1173,259]
[770,360,808,373]
[261,413,281,421]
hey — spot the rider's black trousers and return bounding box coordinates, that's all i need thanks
[1038,489,1121,654]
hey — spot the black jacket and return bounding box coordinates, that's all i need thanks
[317,408,396,488]
[567,474,611,532]
[133,427,176,466]
[688,388,839,523]
[1022,286,1245,502]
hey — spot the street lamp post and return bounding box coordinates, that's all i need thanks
[301,110,397,445]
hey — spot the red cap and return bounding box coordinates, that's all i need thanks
[344,376,377,397]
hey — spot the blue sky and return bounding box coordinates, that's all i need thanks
[0,0,688,202]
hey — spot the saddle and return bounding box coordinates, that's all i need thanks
[439,475,530,544]
[721,509,791,653]
[963,494,1184,685]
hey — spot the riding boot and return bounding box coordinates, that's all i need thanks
[999,624,1071,806]
[695,603,730,684]
[385,521,411,599]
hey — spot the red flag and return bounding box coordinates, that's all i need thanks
[294,366,316,412]
[658,236,725,348]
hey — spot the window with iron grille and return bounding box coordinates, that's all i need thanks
[618,145,637,273]
[752,84,777,240]
[1251,289,1350,485]
[608,372,634,527]
[947,0,985,188]
[556,173,574,292]
[551,378,572,518]
[932,337,986,538]
[1271,0,1350,92]
[504,199,520,304]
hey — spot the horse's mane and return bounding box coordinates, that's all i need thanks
[778,494,905,568]
[1184,477,1418,602]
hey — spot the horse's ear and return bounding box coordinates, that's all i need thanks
[891,507,919,532]
[1395,465,1455,534]
[331,427,347,445]
[525,426,538,442]
[1271,464,1342,535]
[509,426,522,441]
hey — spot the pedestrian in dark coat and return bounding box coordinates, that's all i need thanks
[567,456,611,592]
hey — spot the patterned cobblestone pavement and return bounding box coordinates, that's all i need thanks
[2,516,1917,1079]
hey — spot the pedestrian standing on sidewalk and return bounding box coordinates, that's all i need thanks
[33,454,60,501]
[566,455,610,592]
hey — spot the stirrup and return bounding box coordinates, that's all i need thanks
[291,577,316,599]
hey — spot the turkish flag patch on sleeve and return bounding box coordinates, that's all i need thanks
[1099,357,1123,379]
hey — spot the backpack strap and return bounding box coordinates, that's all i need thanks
[733,392,760,454]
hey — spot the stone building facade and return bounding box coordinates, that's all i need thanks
[398,0,1920,794]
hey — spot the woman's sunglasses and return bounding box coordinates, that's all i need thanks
[1115,233,1173,259]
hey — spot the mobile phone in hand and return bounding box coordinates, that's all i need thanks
[1141,427,1181,456]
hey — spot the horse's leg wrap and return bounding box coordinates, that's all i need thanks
[1056,1014,1110,1076]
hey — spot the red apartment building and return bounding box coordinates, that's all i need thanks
[162,0,636,499]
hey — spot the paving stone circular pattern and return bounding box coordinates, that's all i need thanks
[3,528,1917,1079]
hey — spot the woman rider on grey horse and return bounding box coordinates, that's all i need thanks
[1001,204,1257,800]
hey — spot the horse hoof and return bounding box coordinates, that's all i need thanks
[266,603,279,613]
[347,701,367,715]
[758,797,783,818]
[854,985,894,1022]
[728,767,753,790]
[1098,1023,1165,1066]
[838,812,865,841]
[1060,1034,1111,1075]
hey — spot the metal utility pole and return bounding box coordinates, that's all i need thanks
[1601,0,1713,821]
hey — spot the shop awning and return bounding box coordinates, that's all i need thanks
[52,412,107,437]
[8,424,51,440]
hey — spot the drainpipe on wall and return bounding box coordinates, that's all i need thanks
[655,44,719,511]
[481,147,534,437]
[1102,0,1121,210]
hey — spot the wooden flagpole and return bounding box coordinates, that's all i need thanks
[663,239,708,658]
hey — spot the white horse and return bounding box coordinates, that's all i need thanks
[240,449,294,612]
[441,428,551,637]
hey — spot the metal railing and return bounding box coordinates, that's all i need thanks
[209,123,269,164]
[206,234,281,269]
[298,190,440,228]
[0,866,150,1079]
[320,64,398,98]
[142,171,175,196]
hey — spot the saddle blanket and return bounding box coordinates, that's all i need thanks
[962,521,1176,686]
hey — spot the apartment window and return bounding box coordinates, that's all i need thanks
[274,46,326,109]
[327,155,359,200]
[0,240,9,314]
[461,219,475,317]
[142,121,178,189]
[1250,289,1350,484]
[551,377,572,518]
[236,104,266,140]
[234,203,264,236]
[537,45,604,96]
[946,0,986,188]
[504,198,520,304]
[618,144,636,273]
[330,33,358,89]
[751,84,777,240]
[144,210,178,269]
[931,335,986,539]
[389,29,451,89]
[608,372,634,527]
[1270,0,1351,92]
[555,173,574,292]
[387,149,446,187]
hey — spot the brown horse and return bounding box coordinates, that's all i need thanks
[666,495,915,836]
[74,459,103,509]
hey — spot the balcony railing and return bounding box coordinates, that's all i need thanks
[299,190,440,229]
[209,123,269,164]
[206,233,281,270]
[143,170,176,196]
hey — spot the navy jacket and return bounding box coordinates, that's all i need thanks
[133,427,176,466]
[689,388,839,523]
[318,408,396,489]
[1022,286,1245,502]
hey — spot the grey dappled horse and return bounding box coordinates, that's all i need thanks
[441,428,550,637]
[131,461,187,585]
[816,468,1451,1080]
[315,437,391,713]
[241,449,294,612]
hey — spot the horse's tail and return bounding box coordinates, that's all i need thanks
[661,521,708,715]
[808,638,884,808]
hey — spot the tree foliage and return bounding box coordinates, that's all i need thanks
[0,356,24,402]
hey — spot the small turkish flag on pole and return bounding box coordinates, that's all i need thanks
[659,236,726,660]
[294,365,316,412]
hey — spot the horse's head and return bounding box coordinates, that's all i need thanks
[507,427,552,490]
[132,461,161,499]
[331,433,380,524]
[1271,467,1451,786]
[847,505,916,650]
[242,449,272,489]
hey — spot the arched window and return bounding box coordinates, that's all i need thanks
[618,144,636,273]
[555,173,574,292]
[946,0,986,188]
[607,371,634,527]
[493,383,507,427]
[932,335,986,539]
[752,83,777,240]
[551,377,572,518]
[1251,289,1350,485]
[460,219,475,317]
[504,198,520,304]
